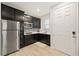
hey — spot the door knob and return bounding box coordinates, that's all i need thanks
[72,31,76,38]
[72,31,76,35]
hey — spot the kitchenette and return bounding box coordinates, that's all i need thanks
[20,14,50,48]
[1,3,50,55]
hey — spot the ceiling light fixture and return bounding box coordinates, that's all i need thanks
[37,8,40,12]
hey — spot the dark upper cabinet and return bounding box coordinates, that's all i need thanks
[32,17,41,28]
[37,18,41,28]
[1,4,15,20]
[1,4,24,21]
[14,9,24,21]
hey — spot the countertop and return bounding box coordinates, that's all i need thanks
[24,32,50,35]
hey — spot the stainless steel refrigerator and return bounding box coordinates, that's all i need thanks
[1,20,20,55]
[0,20,1,56]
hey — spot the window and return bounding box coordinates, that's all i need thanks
[45,19,49,29]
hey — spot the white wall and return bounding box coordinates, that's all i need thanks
[40,14,50,34]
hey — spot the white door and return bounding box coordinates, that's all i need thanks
[50,3,77,56]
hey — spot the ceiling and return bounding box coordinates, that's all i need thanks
[2,2,61,18]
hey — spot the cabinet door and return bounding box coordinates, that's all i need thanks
[35,18,40,28]
[43,35,50,46]
[32,17,40,28]
[33,34,39,41]
[24,35,36,46]
[39,34,50,46]
[14,9,24,21]
[37,19,41,28]
[32,17,36,28]
[1,4,14,20]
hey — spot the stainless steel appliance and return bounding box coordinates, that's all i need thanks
[24,22,33,29]
[1,20,20,55]
[0,20,1,55]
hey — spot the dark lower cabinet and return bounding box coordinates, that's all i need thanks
[33,34,50,46]
[20,35,25,48]
[20,33,50,48]
[21,35,37,48]
[39,34,50,46]
[24,35,37,46]
[33,34,39,41]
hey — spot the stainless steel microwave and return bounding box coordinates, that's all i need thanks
[24,22,33,29]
